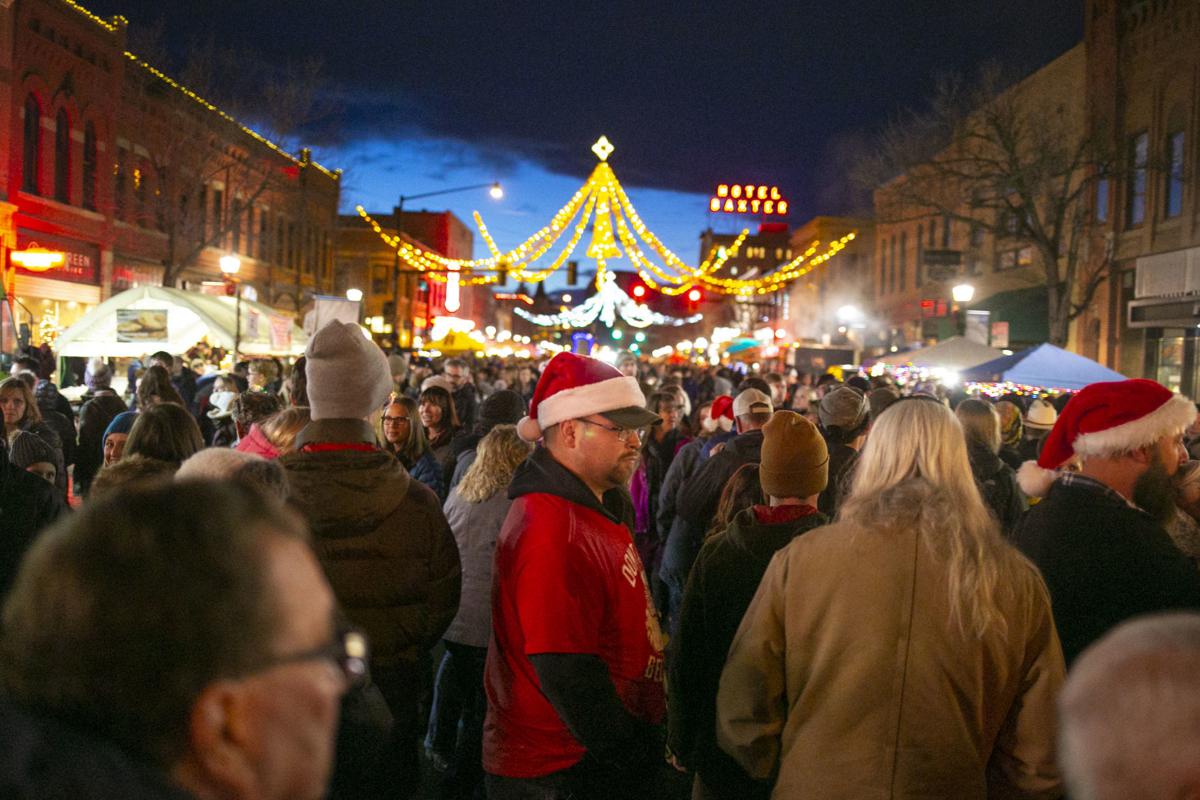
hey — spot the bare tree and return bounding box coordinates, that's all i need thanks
[858,63,1123,347]
[121,28,329,289]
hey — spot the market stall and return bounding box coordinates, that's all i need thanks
[962,343,1125,394]
[870,336,1006,371]
[54,286,307,358]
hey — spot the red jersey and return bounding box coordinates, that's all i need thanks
[483,492,667,778]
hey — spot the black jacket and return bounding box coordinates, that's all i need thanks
[677,429,765,526]
[75,393,128,496]
[817,442,859,517]
[966,441,1027,534]
[1012,477,1200,666]
[0,701,195,799]
[668,505,826,797]
[0,450,66,601]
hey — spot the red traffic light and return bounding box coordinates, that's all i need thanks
[632,284,647,299]
[687,288,702,303]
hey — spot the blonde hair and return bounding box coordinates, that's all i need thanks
[838,398,1019,639]
[457,425,532,504]
[955,398,1001,454]
[259,406,311,454]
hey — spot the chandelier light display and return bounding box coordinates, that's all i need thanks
[357,136,856,297]
[514,271,701,329]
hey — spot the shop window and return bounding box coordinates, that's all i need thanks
[23,94,41,194]
[1165,131,1184,219]
[1126,131,1148,226]
[82,122,97,210]
[54,109,69,202]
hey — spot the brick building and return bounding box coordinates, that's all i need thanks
[785,215,873,343]
[1,0,339,351]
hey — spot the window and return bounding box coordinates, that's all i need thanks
[197,185,207,242]
[1165,131,1184,219]
[927,221,935,248]
[82,123,97,210]
[231,199,242,253]
[1095,176,1110,223]
[211,188,224,242]
[258,209,270,261]
[916,224,924,286]
[970,224,985,248]
[889,236,897,293]
[899,232,907,291]
[22,94,41,194]
[53,109,69,202]
[114,147,128,219]
[245,205,254,256]
[1127,131,1148,226]
[1017,246,1034,267]
[941,215,951,248]
[878,240,886,296]
[133,162,147,224]
[998,250,1017,271]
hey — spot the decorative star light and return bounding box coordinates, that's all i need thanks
[591,135,615,162]
[514,272,701,330]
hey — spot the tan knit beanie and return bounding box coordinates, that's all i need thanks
[759,410,829,500]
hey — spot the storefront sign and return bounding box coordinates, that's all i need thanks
[269,315,292,351]
[991,321,1010,348]
[116,309,168,342]
[16,231,99,285]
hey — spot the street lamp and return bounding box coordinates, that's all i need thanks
[219,255,242,362]
[346,288,363,303]
[392,181,503,344]
[952,283,976,304]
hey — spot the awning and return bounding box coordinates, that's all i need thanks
[55,286,308,358]
[961,343,1125,391]
[871,336,1005,370]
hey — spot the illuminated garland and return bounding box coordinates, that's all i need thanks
[357,136,857,295]
[514,272,702,329]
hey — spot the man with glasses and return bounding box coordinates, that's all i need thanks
[487,352,667,800]
[442,357,478,430]
[0,481,360,800]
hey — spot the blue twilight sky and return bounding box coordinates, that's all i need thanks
[309,134,718,279]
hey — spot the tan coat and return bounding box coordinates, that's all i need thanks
[716,519,1064,799]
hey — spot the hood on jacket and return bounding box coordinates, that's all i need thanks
[722,505,827,562]
[235,423,281,459]
[281,447,413,538]
[966,440,1006,482]
[508,445,634,529]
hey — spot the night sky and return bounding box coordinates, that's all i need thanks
[86,1,1083,266]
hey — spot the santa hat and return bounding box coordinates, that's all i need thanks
[517,351,656,442]
[1017,379,1195,497]
[710,395,735,421]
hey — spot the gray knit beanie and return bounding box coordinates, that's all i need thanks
[304,321,392,420]
[10,431,57,469]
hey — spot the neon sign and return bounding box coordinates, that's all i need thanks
[708,184,789,216]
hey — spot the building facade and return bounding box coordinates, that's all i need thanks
[1,0,339,353]
[785,215,874,345]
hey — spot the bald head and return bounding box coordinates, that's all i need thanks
[1059,613,1200,800]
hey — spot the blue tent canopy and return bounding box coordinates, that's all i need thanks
[962,343,1125,391]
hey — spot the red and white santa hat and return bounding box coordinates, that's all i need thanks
[1017,378,1196,497]
[517,351,659,442]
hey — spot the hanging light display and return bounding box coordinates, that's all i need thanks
[515,272,701,329]
[357,136,856,296]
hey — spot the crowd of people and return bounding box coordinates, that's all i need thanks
[2,330,1200,799]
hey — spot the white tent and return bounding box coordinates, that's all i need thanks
[873,336,1005,371]
[55,286,307,358]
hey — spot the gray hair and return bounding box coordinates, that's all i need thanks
[1059,613,1200,800]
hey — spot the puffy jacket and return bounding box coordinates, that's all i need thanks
[280,419,462,670]
[966,441,1027,534]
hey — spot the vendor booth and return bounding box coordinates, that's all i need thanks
[871,336,1006,371]
[54,286,307,358]
[962,343,1125,393]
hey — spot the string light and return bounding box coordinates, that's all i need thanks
[359,136,856,295]
[514,272,701,329]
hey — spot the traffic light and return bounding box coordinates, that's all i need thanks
[632,284,647,300]
[686,287,703,310]
[567,260,578,285]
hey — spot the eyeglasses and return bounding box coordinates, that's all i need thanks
[578,417,648,444]
[255,626,370,688]
[382,415,411,425]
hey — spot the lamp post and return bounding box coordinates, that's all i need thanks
[951,283,975,338]
[391,182,503,346]
[220,255,242,362]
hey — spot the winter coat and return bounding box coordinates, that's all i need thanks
[452,385,478,431]
[1167,509,1200,570]
[817,442,858,517]
[37,407,76,468]
[0,701,196,800]
[1013,476,1200,666]
[966,441,1027,534]
[669,505,826,797]
[0,457,66,600]
[9,419,66,499]
[406,449,445,499]
[677,429,764,528]
[76,393,127,495]
[281,419,461,671]
[442,486,513,647]
[631,428,688,575]
[717,513,1064,799]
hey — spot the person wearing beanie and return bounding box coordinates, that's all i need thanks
[669,411,829,799]
[1013,378,1200,666]
[75,387,127,498]
[816,386,870,517]
[9,430,59,485]
[448,389,527,491]
[280,320,461,797]
[995,400,1026,471]
[0,436,66,601]
[101,410,137,468]
[485,351,666,799]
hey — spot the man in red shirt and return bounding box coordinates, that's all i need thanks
[485,351,666,800]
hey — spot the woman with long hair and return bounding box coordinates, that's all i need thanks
[124,403,204,467]
[381,396,444,498]
[717,398,1064,798]
[0,376,66,498]
[237,406,312,458]
[705,462,763,541]
[425,424,531,797]
[956,398,1027,534]
[135,364,185,410]
[418,384,461,483]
